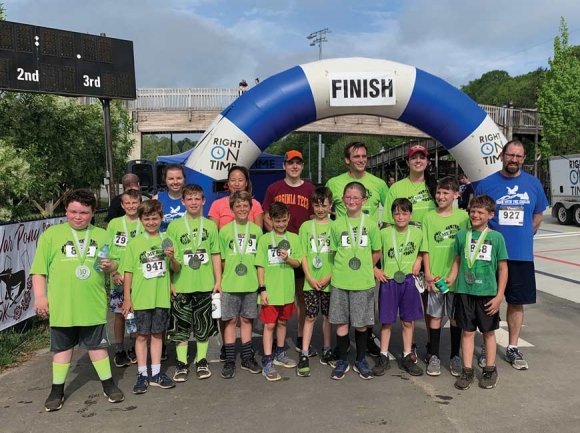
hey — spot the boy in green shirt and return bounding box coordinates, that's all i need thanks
[297,187,335,377]
[121,199,181,394]
[256,202,302,381]
[421,177,470,377]
[107,189,143,367]
[166,184,222,382]
[31,189,124,412]
[448,195,508,390]
[219,190,263,379]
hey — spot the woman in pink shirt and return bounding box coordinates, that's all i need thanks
[208,165,264,229]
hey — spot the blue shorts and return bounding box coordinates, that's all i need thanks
[505,261,536,305]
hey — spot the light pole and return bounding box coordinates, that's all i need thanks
[307,28,331,184]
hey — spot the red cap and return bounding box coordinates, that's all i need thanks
[284,150,303,161]
[407,145,428,158]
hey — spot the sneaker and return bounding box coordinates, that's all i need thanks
[262,360,282,382]
[327,352,340,368]
[114,350,130,368]
[195,358,212,379]
[221,361,236,379]
[320,349,334,366]
[450,355,463,377]
[366,333,381,357]
[44,384,65,412]
[127,347,137,364]
[161,345,168,362]
[454,367,475,390]
[401,353,424,376]
[295,341,318,357]
[479,366,499,389]
[101,378,124,403]
[150,372,175,389]
[371,354,390,376]
[478,345,487,368]
[273,350,297,368]
[132,374,149,394]
[426,355,441,376]
[219,346,226,362]
[331,360,350,380]
[423,342,432,364]
[353,358,374,380]
[173,362,189,382]
[241,355,262,374]
[296,355,311,377]
[506,347,528,370]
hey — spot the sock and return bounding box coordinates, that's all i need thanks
[151,364,161,377]
[225,343,236,362]
[380,351,389,358]
[337,334,349,361]
[302,350,309,357]
[507,344,517,350]
[241,341,253,361]
[367,328,375,342]
[355,330,367,362]
[323,346,330,355]
[130,336,136,348]
[450,325,462,358]
[262,354,272,366]
[275,345,285,356]
[429,328,441,358]
[92,357,112,381]
[403,352,411,357]
[138,365,148,377]
[115,343,124,352]
[52,362,70,385]
[176,345,188,364]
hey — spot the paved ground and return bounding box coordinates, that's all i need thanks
[1,210,579,433]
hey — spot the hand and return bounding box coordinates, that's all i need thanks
[484,296,502,316]
[100,258,113,272]
[412,262,421,276]
[112,272,124,286]
[374,267,388,283]
[260,291,270,306]
[34,295,49,319]
[279,249,289,262]
[164,246,175,259]
[425,274,435,292]
[212,283,222,295]
[306,276,320,291]
[170,284,177,297]
[122,300,133,317]
[318,276,331,291]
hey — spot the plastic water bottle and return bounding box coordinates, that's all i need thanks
[211,293,221,319]
[93,243,110,272]
[125,312,137,334]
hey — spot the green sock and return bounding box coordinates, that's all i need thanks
[92,357,112,381]
[196,340,209,361]
[176,345,188,364]
[52,362,70,385]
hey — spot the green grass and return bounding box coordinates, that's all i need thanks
[0,318,50,371]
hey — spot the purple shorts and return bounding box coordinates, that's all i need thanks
[378,275,424,324]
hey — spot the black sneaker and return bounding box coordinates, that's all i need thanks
[150,372,175,389]
[132,374,149,394]
[127,347,137,364]
[161,345,168,362]
[221,361,236,379]
[366,333,381,357]
[44,383,65,412]
[371,353,390,376]
[196,358,212,379]
[454,367,475,390]
[319,349,334,366]
[479,366,499,389]
[173,361,189,382]
[401,353,424,376]
[101,378,125,403]
[295,339,318,357]
[241,355,261,374]
[296,355,311,377]
[219,346,226,362]
[114,350,130,368]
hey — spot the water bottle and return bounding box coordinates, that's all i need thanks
[125,312,137,334]
[433,276,450,294]
[94,243,110,272]
[211,293,221,319]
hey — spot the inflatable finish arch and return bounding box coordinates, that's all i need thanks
[184,57,506,209]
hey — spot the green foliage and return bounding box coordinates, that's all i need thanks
[0,318,50,370]
[142,135,196,161]
[0,139,33,220]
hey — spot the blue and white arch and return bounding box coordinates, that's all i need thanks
[185,57,506,207]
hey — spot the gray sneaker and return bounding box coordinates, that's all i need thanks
[506,347,528,370]
[273,350,297,368]
[454,367,475,390]
[450,355,463,377]
[478,345,487,368]
[479,366,499,389]
[262,360,282,382]
[426,355,441,376]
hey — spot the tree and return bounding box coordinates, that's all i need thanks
[537,17,580,157]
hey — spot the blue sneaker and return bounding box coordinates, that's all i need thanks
[150,372,175,389]
[273,350,297,368]
[353,358,374,380]
[262,360,282,382]
[132,374,149,394]
[331,360,350,380]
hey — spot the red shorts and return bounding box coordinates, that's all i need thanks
[259,303,297,324]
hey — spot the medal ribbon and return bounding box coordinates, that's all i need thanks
[233,221,250,263]
[346,213,365,258]
[390,227,411,272]
[311,220,331,256]
[70,225,91,266]
[122,216,141,240]
[465,228,489,269]
[184,215,204,251]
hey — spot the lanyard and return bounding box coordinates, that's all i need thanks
[391,227,411,271]
[465,228,489,269]
[70,225,91,265]
[184,216,204,251]
[122,216,141,239]
[270,231,288,248]
[311,220,331,255]
[346,213,365,257]
[233,221,250,262]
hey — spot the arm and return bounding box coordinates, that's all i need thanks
[165,247,181,272]
[257,267,269,306]
[411,253,422,276]
[447,256,460,286]
[302,256,321,290]
[32,274,49,318]
[122,272,133,316]
[211,253,222,295]
[280,249,300,269]
[485,260,507,316]
[422,252,435,291]
[532,212,543,234]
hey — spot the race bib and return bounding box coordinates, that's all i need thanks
[268,247,291,264]
[142,259,166,279]
[499,206,524,226]
[237,235,257,254]
[184,249,209,265]
[114,231,128,247]
[470,240,492,262]
[341,233,368,247]
[65,244,96,258]
[310,236,330,253]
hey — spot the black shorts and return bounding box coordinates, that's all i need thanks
[505,261,536,305]
[454,294,499,333]
[50,324,109,352]
[135,308,170,335]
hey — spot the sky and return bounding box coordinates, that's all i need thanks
[4,0,580,90]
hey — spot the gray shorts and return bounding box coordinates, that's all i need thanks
[221,292,258,321]
[426,291,455,319]
[328,286,375,328]
[50,324,109,352]
[135,308,170,335]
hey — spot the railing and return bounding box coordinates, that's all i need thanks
[479,104,542,128]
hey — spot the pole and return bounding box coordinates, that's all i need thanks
[318,134,323,184]
[533,110,539,177]
[308,134,312,180]
[100,98,116,201]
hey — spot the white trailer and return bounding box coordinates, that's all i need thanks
[549,154,580,225]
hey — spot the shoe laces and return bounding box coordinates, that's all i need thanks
[509,348,523,359]
[197,358,208,368]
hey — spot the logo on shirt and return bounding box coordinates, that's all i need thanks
[139,247,163,263]
[407,190,430,204]
[434,225,460,243]
[496,185,530,205]
[179,228,209,245]
[163,205,185,223]
[386,242,417,258]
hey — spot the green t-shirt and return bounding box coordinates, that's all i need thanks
[453,229,508,296]
[30,223,109,327]
[326,172,388,221]
[299,219,334,292]
[420,209,470,291]
[330,215,382,291]
[219,221,263,293]
[380,226,423,277]
[107,216,143,291]
[382,178,436,226]
[167,215,220,293]
[255,231,302,305]
[120,233,171,310]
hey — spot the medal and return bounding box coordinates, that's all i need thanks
[311,220,331,271]
[394,270,406,284]
[189,255,202,270]
[346,214,365,272]
[184,216,205,271]
[161,237,173,250]
[349,257,361,270]
[464,228,489,286]
[235,263,248,276]
[312,256,323,269]
[75,265,91,280]
[278,239,291,251]
[70,225,91,280]
[391,227,412,284]
[465,271,476,284]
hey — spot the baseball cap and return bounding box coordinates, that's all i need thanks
[407,145,428,158]
[284,150,303,161]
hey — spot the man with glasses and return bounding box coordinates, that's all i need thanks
[475,139,548,370]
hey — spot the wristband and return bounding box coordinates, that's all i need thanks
[257,285,266,294]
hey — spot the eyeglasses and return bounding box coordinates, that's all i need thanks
[503,153,525,160]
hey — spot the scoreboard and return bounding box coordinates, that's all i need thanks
[0,20,136,100]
